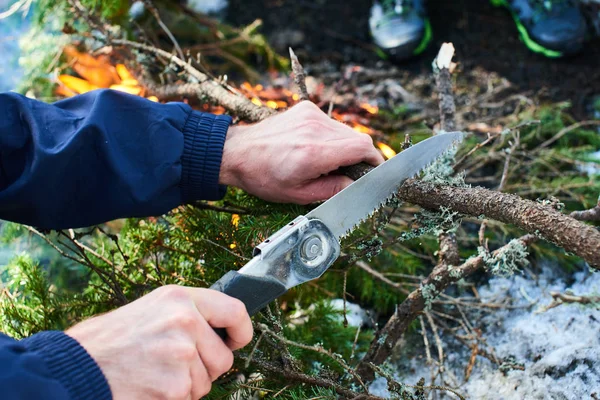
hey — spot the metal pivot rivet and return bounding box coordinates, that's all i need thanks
[302,236,322,261]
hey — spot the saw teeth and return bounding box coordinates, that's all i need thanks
[338,149,448,239]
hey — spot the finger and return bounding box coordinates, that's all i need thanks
[294,175,354,203]
[190,355,212,399]
[309,138,383,176]
[186,288,253,349]
[195,318,235,381]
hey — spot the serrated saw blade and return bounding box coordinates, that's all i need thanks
[306,131,463,240]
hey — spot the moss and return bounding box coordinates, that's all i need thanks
[480,239,529,277]
[420,283,438,309]
[421,145,467,187]
[415,206,462,236]
[448,265,463,279]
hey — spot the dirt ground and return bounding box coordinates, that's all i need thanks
[227,0,600,117]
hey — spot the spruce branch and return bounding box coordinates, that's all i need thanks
[241,357,386,400]
[107,21,600,271]
[256,322,369,392]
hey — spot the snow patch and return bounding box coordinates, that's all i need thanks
[370,266,600,399]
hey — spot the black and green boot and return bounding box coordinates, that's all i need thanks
[491,0,588,57]
[369,0,432,61]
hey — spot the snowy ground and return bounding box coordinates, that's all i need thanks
[370,265,600,400]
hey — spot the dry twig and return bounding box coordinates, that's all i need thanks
[289,48,309,102]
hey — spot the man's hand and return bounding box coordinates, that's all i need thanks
[66,286,253,400]
[219,101,385,204]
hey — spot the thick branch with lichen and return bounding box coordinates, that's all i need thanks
[397,181,600,268]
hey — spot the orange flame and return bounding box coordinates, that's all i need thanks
[58,75,98,94]
[57,46,157,102]
[377,142,396,159]
[360,103,378,115]
[352,123,374,135]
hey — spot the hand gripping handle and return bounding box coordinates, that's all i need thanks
[209,270,287,340]
[208,217,340,341]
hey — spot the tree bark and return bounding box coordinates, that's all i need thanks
[398,181,600,268]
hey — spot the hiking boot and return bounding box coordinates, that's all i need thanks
[369,0,432,61]
[491,0,588,57]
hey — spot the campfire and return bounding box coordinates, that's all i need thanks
[56,46,397,160]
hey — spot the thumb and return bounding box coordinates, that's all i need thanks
[299,175,354,203]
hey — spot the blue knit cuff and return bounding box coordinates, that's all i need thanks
[181,111,232,202]
[21,331,112,400]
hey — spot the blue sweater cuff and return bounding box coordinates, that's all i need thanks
[181,111,232,202]
[21,331,112,400]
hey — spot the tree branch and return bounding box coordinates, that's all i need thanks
[242,357,386,400]
[111,39,276,122]
[356,234,537,380]
[570,198,600,222]
[398,181,600,268]
[433,43,461,268]
[289,48,309,101]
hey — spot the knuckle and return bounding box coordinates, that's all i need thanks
[171,343,198,363]
[359,133,375,146]
[229,298,248,320]
[165,378,192,400]
[294,100,319,113]
[209,349,234,377]
[172,310,201,332]
[158,284,188,300]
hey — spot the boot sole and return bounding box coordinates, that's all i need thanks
[490,0,565,58]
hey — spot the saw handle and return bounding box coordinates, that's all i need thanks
[338,162,374,180]
[209,270,287,340]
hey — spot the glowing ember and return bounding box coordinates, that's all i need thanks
[377,142,397,159]
[360,103,379,115]
[351,123,374,135]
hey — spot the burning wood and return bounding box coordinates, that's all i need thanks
[56,45,157,101]
[55,45,396,159]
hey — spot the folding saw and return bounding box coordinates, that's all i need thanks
[211,131,462,336]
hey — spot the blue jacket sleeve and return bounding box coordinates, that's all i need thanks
[1,331,111,399]
[0,89,232,229]
[0,89,233,398]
